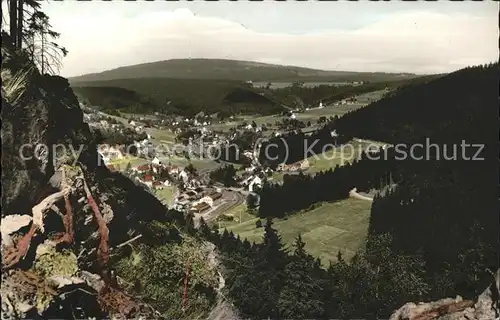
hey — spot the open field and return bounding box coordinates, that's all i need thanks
[208,90,386,133]
[156,155,219,171]
[106,155,148,169]
[306,139,380,174]
[223,198,373,265]
[216,203,253,228]
[145,127,177,143]
[295,105,364,121]
[154,186,177,206]
[269,139,383,183]
[253,81,353,89]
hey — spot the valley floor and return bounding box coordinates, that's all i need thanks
[221,198,372,266]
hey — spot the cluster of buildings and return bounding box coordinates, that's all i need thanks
[173,188,223,213]
[276,159,310,173]
[82,106,128,134]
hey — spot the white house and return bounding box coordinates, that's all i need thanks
[290,113,296,120]
[319,101,324,108]
[98,152,110,164]
[152,157,161,166]
[249,176,262,192]
[245,124,253,130]
[330,130,339,138]
[243,151,254,159]
[300,159,310,170]
[129,120,136,126]
[197,196,214,208]
[168,166,180,175]
[179,170,189,183]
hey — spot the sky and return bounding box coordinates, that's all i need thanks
[37,1,499,77]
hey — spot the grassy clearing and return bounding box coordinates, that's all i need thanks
[209,114,279,132]
[157,156,220,173]
[154,186,176,205]
[305,141,368,174]
[107,156,148,169]
[224,198,372,265]
[216,204,256,229]
[147,127,176,143]
[297,104,364,121]
[269,139,373,183]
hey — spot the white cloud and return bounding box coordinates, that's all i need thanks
[49,7,498,77]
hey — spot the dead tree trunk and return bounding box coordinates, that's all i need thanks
[9,0,18,47]
[16,0,23,49]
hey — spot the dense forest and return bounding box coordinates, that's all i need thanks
[72,78,285,117]
[69,58,418,83]
[195,217,430,319]
[258,150,387,218]
[255,63,498,307]
[335,63,498,145]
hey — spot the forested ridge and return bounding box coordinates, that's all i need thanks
[335,63,498,144]
[244,63,498,317]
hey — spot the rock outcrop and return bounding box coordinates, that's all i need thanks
[1,41,174,318]
[390,269,499,320]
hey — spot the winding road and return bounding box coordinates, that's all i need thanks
[349,188,374,202]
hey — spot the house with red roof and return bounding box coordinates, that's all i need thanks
[142,174,153,187]
[134,164,151,173]
[152,181,164,190]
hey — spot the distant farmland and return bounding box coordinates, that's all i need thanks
[253,81,354,89]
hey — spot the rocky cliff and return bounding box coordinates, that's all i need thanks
[1,42,176,319]
[390,268,499,320]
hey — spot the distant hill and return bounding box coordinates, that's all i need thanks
[72,78,285,117]
[69,58,418,83]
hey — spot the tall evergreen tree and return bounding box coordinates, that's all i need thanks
[278,234,324,318]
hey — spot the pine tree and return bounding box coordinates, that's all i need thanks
[251,218,288,318]
[198,217,210,238]
[125,162,132,173]
[278,234,324,318]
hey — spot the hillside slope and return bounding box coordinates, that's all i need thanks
[336,63,498,144]
[1,43,228,319]
[72,78,284,117]
[337,63,499,299]
[69,58,418,83]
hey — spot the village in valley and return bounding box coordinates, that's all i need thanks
[80,88,385,233]
[2,0,497,318]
